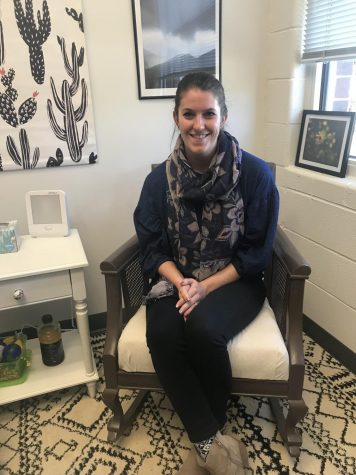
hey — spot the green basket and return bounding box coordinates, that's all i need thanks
[0,333,32,385]
[0,350,31,387]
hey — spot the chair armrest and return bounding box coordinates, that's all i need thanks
[100,235,139,275]
[100,235,140,388]
[286,276,308,397]
[270,226,311,397]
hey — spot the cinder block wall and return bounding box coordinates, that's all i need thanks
[265,0,356,353]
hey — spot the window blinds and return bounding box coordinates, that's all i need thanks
[302,0,356,62]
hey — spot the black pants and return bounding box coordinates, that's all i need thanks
[146,278,265,443]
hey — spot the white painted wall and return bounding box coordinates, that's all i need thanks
[0,1,267,322]
[265,0,356,352]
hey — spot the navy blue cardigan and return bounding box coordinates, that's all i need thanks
[134,150,279,280]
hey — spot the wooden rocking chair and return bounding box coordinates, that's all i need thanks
[100,164,311,457]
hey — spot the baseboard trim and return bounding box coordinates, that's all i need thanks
[88,312,107,333]
[61,312,107,334]
[0,313,107,341]
[303,315,355,374]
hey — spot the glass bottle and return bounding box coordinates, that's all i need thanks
[38,314,65,366]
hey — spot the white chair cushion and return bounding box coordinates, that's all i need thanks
[118,299,289,381]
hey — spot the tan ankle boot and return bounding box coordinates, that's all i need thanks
[178,448,209,474]
[215,432,251,471]
[195,433,252,475]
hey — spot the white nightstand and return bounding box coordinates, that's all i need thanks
[0,229,99,405]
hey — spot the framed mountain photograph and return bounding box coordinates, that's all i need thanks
[132,0,221,99]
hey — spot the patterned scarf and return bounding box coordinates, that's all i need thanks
[166,130,244,281]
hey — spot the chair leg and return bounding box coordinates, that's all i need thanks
[102,387,123,442]
[103,388,149,443]
[269,397,308,457]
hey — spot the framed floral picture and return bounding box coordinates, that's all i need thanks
[295,110,355,178]
[131,0,221,99]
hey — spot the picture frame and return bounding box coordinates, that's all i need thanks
[295,110,355,178]
[131,0,221,99]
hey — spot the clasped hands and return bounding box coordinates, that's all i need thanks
[176,278,207,320]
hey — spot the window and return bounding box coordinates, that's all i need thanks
[317,60,356,157]
[302,0,356,161]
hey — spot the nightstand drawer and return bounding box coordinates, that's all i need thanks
[0,271,72,309]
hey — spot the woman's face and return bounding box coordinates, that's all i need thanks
[173,88,227,170]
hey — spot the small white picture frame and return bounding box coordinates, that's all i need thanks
[25,190,69,237]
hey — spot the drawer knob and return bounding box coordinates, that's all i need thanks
[13,289,24,300]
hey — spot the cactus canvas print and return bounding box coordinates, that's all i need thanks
[0,0,97,171]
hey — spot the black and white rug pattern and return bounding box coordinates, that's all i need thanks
[0,333,355,474]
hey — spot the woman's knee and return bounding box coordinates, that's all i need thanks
[185,309,223,348]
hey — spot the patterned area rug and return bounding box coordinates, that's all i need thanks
[0,333,355,475]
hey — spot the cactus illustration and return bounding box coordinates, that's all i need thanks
[47,37,88,163]
[65,7,84,32]
[0,21,5,65]
[13,0,51,84]
[46,147,63,167]
[0,67,17,127]
[48,79,88,163]
[6,128,40,169]
[0,67,38,127]
[89,152,97,164]
[57,36,84,96]
[19,90,39,124]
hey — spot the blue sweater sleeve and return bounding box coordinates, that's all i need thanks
[133,163,173,279]
[231,152,279,277]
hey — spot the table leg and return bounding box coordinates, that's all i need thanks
[70,267,98,398]
[74,298,95,377]
[86,381,97,398]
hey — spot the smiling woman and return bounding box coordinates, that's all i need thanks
[133,72,279,474]
[132,0,221,98]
